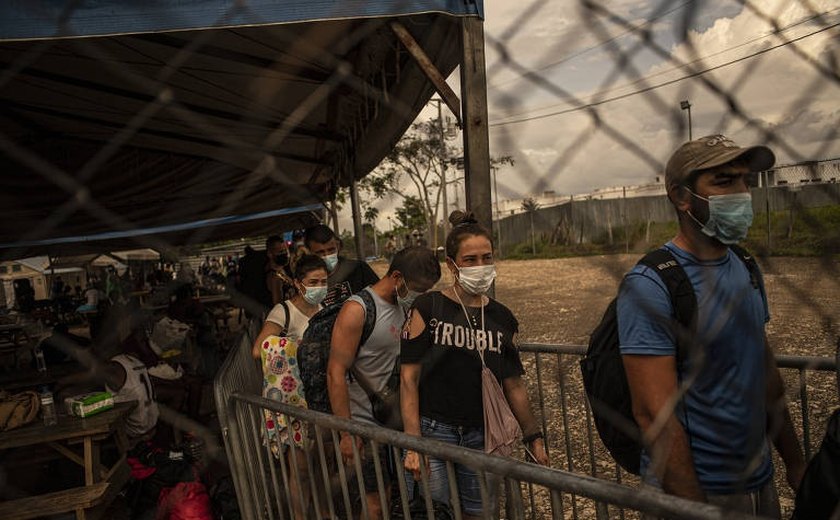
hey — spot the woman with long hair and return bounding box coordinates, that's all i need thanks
[252,253,328,519]
[400,211,549,518]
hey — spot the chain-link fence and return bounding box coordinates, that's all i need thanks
[1,1,838,519]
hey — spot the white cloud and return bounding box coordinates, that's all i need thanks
[341,0,840,233]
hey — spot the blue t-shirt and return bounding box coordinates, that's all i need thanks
[617,241,772,494]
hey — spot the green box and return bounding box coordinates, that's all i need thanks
[65,391,114,418]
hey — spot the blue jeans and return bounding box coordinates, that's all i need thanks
[407,417,491,516]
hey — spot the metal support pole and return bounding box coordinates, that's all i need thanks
[764,171,772,252]
[687,106,693,141]
[349,180,365,260]
[436,99,450,236]
[492,165,502,258]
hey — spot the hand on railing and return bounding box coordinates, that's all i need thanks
[403,449,429,480]
[339,431,364,465]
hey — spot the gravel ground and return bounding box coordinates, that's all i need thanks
[375,254,840,518]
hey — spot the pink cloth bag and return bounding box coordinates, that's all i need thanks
[481,363,521,457]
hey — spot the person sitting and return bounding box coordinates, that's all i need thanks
[56,348,159,445]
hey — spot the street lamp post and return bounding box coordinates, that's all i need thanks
[680,100,693,141]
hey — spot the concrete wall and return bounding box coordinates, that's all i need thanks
[497,183,840,253]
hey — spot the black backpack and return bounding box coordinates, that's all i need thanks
[580,245,762,474]
[298,288,377,413]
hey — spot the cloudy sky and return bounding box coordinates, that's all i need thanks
[341,0,839,232]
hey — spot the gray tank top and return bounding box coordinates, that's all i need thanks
[346,287,404,425]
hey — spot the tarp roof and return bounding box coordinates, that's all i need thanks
[0,1,481,259]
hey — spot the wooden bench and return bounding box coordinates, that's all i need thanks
[0,482,109,520]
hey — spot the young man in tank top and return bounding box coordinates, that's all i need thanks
[327,246,441,520]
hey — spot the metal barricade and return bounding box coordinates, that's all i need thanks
[215,341,838,519]
[226,392,758,520]
[213,317,264,514]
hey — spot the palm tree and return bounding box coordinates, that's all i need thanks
[521,197,540,255]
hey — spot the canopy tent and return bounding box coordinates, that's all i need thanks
[0,1,492,260]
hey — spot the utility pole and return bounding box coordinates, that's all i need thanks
[492,165,503,258]
[433,98,450,236]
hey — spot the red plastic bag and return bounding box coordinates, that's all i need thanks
[156,481,213,520]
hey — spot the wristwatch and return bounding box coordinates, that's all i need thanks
[522,431,544,445]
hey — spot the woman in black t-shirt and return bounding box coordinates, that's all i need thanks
[400,211,548,518]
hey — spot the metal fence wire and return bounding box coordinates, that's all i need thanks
[1,1,839,519]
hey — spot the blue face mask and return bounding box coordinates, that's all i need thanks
[686,190,754,244]
[302,285,327,306]
[323,253,339,272]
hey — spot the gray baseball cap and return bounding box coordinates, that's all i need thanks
[665,134,775,189]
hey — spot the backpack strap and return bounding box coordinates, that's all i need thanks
[349,287,380,397]
[636,248,697,362]
[728,244,767,312]
[279,301,290,336]
[356,287,378,346]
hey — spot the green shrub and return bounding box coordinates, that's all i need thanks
[502,205,840,259]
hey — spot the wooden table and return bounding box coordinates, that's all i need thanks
[0,402,135,520]
[0,323,35,370]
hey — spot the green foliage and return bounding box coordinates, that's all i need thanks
[363,206,379,224]
[744,205,840,256]
[395,195,427,231]
[521,197,540,213]
[503,205,840,259]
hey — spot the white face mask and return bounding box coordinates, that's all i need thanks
[396,277,421,315]
[456,265,496,295]
[302,285,327,306]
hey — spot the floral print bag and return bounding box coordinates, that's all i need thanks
[259,333,309,454]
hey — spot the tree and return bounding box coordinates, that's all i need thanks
[361,119,446,248]
[395,195,426,232]
[362,116,515,249]
[522,197,540,255]
[364,206,380,257]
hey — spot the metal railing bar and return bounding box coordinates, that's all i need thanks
[519,344,840,372]
[313,425,337,520]
[445,459,463,520]
[330,429,354,520]
[254,407,283,520]
[556,352,579,520]
[283,411,308,520]
[229,392,754,520]
[370,439,389,520]
[798,369,811,459]
[391,444,413,520]
[350,431,370,520]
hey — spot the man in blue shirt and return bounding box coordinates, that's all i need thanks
[618,135,805,516]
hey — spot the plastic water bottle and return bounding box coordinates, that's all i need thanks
[34,348,47,372]
[39,386,58,426]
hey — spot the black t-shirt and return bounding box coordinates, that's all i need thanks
[237,250,272,310]
[401,291,524,428]
[323,257,380,307]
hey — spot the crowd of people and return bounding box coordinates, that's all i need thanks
[241,135,815,520]
[23,134,817,519]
